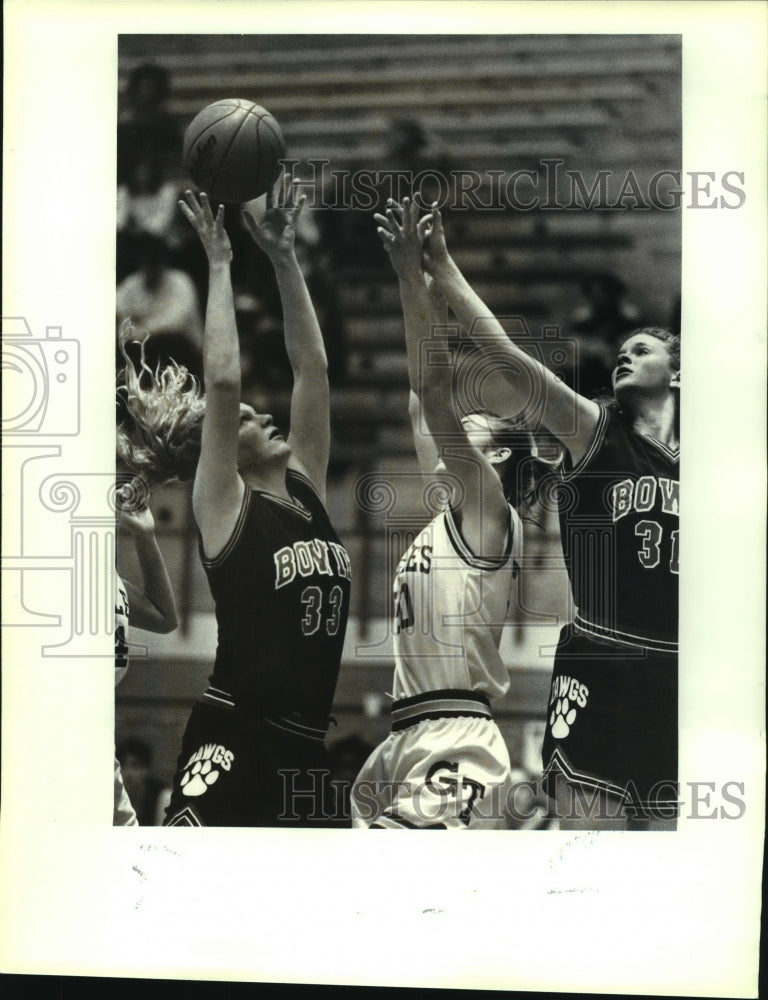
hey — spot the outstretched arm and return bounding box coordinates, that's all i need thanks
[179,190,245,559]
[423,206,600,466]
[243,179,330,502]
[117,491,178,634]
[378,199,509,559]
[376,198,440,474]
[404,274,452,474]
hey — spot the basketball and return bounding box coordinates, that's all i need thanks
[182,99,286,203]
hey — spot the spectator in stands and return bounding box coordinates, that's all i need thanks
[387,116,454,202]
[569,272,643,398]
[332,116,455,273]
[116,232,203,380]
[116,737,171,826]
[117,62,182,186]
[117,148,184,281]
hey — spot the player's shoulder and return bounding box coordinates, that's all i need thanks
[286,467,327,514]
[598,402,662,458]
[560,401,613,479]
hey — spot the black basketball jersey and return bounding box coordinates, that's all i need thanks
[201,469,351,724]
[557,405,679,651]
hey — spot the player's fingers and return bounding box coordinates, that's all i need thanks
[373,212,393,230]
[293,192,307,221]
[401,196,419,225]
[398,197,413,233]
[417,215,433,240]
[406,197,421,231]
[385,208,404,235]
[116,479,145,512]
[386,201,406,232]
[179,200,197,225]
[287,173,299,206]
[377,227,396,244]
[182,188,201,208]
[430,203,445,234]
[284,176,300,213]
[199,191,214,221]
[181,190,205,222]
[276,170,290,209]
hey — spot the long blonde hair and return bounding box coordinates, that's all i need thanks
[116,320,205,485]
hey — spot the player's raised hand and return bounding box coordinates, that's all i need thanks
[242,174,306,261]
[116,478,157,536]
[419,203,451,277]
[118,504,157,537]
[179,190,233,266]
[375,197,424,280]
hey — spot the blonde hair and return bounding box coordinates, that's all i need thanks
[116,320,205,485]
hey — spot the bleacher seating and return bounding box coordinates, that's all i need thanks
[116,34,682,780]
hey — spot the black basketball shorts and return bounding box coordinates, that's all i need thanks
[541,627,678,820]
[163,698,341,827]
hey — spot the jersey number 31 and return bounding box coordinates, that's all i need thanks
[635,521,679,574]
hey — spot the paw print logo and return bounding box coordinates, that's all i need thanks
[181,759,220,797]
[550,697,577,739]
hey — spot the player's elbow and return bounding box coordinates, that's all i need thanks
[291,348,328,379]
[292,360,329,395]
[157,619,178,635]
[154,606,179,633]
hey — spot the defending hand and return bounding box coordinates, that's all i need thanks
[374,197,424,280]
[419,203,451,277]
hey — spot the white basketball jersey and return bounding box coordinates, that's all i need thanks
[115,572,130,687]
[391,505,522,701]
